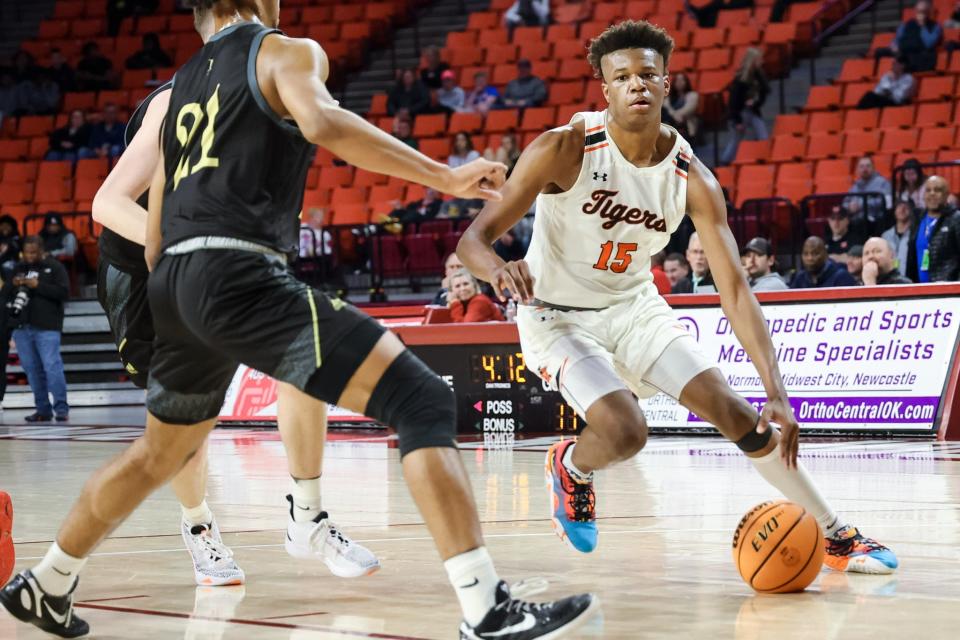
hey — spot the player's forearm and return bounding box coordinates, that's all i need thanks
[307,108,455,194]
[92,192,147,245]
[145,162,164,270]
[457,228,507,284]
[722,286,787,398]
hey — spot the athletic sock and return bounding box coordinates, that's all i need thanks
[562,443,594,483]
[748,443,846,538]
[290,476,322,523]
[33,542,87,596]
[181,500,214,528]
[444,547,500,627]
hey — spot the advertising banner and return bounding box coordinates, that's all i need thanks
[640,297,960,433]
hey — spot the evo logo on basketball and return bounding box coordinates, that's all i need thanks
[751,512,782,552]
[581,189,667,231]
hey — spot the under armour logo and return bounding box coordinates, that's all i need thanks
[593,172,608,181]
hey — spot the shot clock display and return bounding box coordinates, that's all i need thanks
[407,343,582,436]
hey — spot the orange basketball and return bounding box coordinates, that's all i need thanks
[732,500,824,593]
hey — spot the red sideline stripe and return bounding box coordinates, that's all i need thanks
[585,143,609,153]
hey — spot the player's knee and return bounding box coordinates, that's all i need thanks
[614,415,648,456]
[365,350,457,458]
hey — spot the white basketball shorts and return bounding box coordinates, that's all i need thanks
[516,290,716,418]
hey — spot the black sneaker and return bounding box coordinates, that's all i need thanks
[0,570,89,638]
[24,413,52,423]
[459,581,598,640]
[55,414,70,422]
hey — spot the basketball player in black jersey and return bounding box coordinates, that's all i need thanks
[92,3,379,589]
[0,2,596,639]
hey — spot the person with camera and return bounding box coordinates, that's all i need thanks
[5,236,70,421]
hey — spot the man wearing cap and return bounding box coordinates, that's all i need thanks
[825,205,867,264]
[502,59,547,108]
[741,237,788,291]
[436,69,465,113]
[39,213,78,261]
[862,237,912,286]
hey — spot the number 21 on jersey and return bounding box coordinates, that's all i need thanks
[593,241,638,273]
[172,84,221,191]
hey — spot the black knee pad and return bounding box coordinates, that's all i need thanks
[735,418,773,452]
[365,350,457,458]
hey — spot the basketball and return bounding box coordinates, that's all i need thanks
[732,500,824,593]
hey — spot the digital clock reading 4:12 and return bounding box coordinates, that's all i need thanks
[470,352,527,384]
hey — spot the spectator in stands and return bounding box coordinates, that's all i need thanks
[433,252,463,305]
[125,33,173,70]
[947,0,960,27]
[664,252,691,293]
[882,201,916,271]
[11,51,40,84]
[846,244,864,284]
[0,70,23,121]
[662,72,699,141]
[387,68,430,117]
[688,0,755,28]
[436,70,464,113]
[825,205,868,263]
[682,232,716,293]
[46,109,93,162]
[391,188,443,225]
[29,70,62,115]
[856,56,915,110]
[463,71,500,115]
[907,175,960,282]
[449,269,505,322]
[47,49,75,93]
[420,46,450,90]
[484,132,521,176]
[504,0,551,30]
[0,215,21,279]
[6,235,70,421]
[392,116,418,150]
[862,236,912,285]
[448,132,481,168]
[790,236,857,288]
[502,59,547,109]
[845,156,892,226]
[88,103,126,158]
[876,0,942,72]
[76,42,115,91]
[741,237,788,291]
[720,48,769,165]
[649,251,672,295]
[494,229,526,264]
[898,158,926,209]
[39,213,78,261]
[107,0,159,37]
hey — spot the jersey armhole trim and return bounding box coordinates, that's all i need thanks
[247,29,304,138]
[538,114,589,201]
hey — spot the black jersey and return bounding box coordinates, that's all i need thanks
[97,81,172,277]
[160,22,314,256]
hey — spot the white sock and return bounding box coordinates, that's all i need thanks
[748,443,845,538]
[290,476,322,523]
[562,443,594,482]
[444,547,500,626]
[181,500,214,528]
[33,542,88,596]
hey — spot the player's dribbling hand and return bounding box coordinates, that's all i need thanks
[446,159,508,201]
[757,395,800,469]
[492,260,535,304]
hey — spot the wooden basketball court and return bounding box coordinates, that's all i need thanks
[2,414,959,639]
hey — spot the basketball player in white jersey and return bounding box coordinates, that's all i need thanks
[458,20,897,574]
[90,0,378,586]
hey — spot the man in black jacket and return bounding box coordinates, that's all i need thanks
[906,176,960,283]
[7,236,70,421]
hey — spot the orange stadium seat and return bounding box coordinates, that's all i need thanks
[772,113,808,137]
[770,135,807,163]
[880,129,919,154]
[38,20,70,40]
[1,161,38,183]
[917,75,956,102]
[332,6,364,23]
[512,26,543,44]
[317,166,354,190]
[368,94,388,117]
[485,44,519,65]
[76,158,109,180]
[625,0,657,18]
[804,85,842,111]
[449,112,483,134]
[878,105,915,129]
[692,28,727,50]
[843,130,883,157]
[776,162,814,201]
[302,189,330,211]
[557,58,591,81]
[412,114,447,138]
[485,109,520,133]
[696,48,732,71]
[16,116,55,138]
[545,24,577,42]
[549,81,586,105]
[331,204,369,227]
[836,59,875,83]
[806,132,842,160]
[467,12,499,30]
[418,138,450,162]
[842,82,874,108]
[521,41,553,61]
[916,102,954,127]
[727,24,761,47]
[732,140,771,165]
[520,107,556,131]
[54,2,84,19]
[553,39,585,61]
[73,178,102,202]
[669,50,696,72]
[843,109,880,131]
[808,111,844,133]
[477,30,508,48]
[448,47,483,67]
[917,127,956,152]
[0,140,29,162]
[593,2,625,22]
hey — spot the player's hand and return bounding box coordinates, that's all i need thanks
[445,159,508,201]
[491,259,535,303]
[757,395,800,469]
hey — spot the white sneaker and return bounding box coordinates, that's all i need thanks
[284,495,380,578]
[181,518,245,586]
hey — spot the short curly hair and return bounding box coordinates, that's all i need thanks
[587,20,675,78]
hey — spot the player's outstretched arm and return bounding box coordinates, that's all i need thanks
[91,89,171,245]
[458,128,580,302]
[260,36,505,200]
[686,158,800,467]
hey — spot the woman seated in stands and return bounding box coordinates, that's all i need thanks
[897,159,926,209]
[661,72,699,141]
[447,131,481,168]
[484,132,521,176]
[448,269,504,323]
[432,252,464,305]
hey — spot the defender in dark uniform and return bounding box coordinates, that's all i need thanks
[2,3,596,639]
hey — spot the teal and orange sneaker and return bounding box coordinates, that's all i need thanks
[545,440,597,553]
[823,526,898,574]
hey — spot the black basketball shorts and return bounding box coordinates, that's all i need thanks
[97,260,154,389]
[145,248,385,424]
